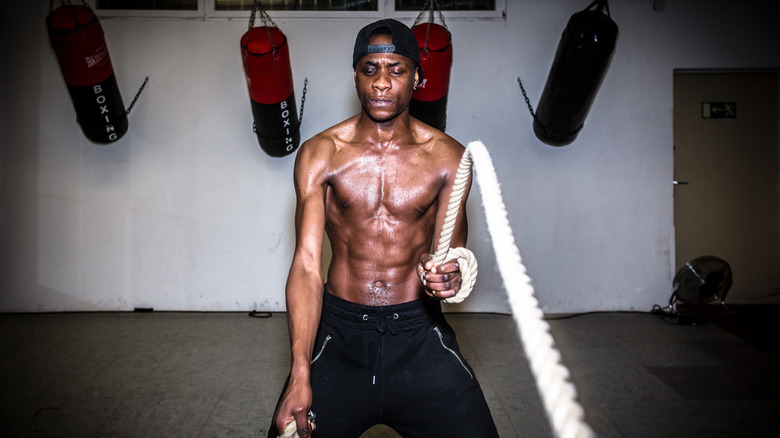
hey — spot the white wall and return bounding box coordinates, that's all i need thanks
[2,0,779,313]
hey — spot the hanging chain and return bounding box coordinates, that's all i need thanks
[517,77,583,137]
[516,77,537,119]
[298,78,308,124]
[248,0,257,29]
[413,0,448,51]
[249,0,279,51]
[413,0,447,28]
[125,76,149,115]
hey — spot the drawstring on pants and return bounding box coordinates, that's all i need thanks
[363,312,399,384]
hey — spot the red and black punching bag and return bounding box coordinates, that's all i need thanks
[241,26,300,157]
[410,22,452,132]
[47,3,128,144]
[533,0,618,146]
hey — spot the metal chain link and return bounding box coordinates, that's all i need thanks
[298,78,308,124]
[250,0,279,51]
[249,0,257,29]
[517,76,583,137]
[125,76,149,115]
[413,0,449,52]
[413,0,447,28]
[516,77,537,119]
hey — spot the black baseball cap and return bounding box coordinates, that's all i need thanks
[352,19,422,79]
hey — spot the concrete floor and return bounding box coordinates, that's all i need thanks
[1,308,778,437]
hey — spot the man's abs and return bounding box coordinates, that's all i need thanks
[324,203,434,305]
[325,255,425,306]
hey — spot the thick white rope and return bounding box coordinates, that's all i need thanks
[452,141,594,438]
[279,420,298,438]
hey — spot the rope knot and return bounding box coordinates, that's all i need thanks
[442,247,478,304]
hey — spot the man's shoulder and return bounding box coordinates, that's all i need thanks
[302,117,359,150]
[411,120,464,157]
[295,117,361,174]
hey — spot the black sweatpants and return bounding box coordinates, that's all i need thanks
[267,291,499,438]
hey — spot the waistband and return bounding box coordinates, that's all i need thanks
[321,290,443,332]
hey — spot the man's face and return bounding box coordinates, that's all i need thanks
[354,34,419,123]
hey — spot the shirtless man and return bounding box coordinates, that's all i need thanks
[268,19,498,438]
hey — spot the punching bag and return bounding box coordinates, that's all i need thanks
[533,0,618,146]
[47,3,128,144]
[241,26,301,157]
[410,22,452,132]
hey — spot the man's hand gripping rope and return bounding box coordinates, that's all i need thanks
[277,410,316,438]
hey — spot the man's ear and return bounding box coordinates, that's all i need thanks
[414,68,420,90]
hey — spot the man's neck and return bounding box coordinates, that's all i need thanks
[356,110,413,147]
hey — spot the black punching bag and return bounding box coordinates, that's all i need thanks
[47,3,128,143]
[533,0,618,146]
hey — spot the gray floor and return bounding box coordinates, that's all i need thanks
[1,309,778,437]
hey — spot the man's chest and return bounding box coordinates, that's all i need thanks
[327,154,441,218]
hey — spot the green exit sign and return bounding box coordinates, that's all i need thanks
[702,102,736,119]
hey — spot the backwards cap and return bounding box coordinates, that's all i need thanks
[352,19,422,78]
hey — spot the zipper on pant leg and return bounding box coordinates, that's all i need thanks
[311,334,331,364]
[433,326,473,379]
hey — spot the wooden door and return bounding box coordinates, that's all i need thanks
[673,71,779,303]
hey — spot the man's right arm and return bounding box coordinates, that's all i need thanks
[273,138,329,437]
